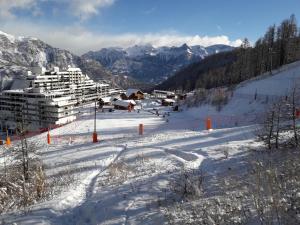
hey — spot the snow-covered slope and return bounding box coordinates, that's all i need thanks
[185,60,300,128]
[1,61,300,224]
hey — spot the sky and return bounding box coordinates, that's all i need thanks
[0,0,299,55]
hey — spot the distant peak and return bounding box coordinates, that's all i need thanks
[180,43,190,49]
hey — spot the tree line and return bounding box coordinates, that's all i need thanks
[157,15,300,92]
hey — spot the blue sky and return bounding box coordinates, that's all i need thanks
[0,0,299,54]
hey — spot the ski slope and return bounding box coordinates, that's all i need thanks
[1,61,300,224]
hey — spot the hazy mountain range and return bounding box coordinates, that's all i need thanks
[0,30,234,91]
[0,30,135,91]
[83,44,234,83]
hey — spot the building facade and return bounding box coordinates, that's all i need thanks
[0,66,120,132]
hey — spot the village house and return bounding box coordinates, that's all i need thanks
[121,89,144,100]
[161,98,176,106]
[153,90,176,99]
[113,99,136,111]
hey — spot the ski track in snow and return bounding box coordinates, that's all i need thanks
[2,60,300,224]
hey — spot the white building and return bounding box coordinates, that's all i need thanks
[153,90,176,99]
[0,66,120,132]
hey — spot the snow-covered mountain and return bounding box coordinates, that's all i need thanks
[0,30,134,91]
[82,44,234,83]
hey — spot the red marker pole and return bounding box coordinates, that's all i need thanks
[139,124,144,135]
[206,117,212,130]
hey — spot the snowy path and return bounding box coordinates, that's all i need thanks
[1,107,256,225]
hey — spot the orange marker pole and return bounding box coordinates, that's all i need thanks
[47,129,51,145]
[6,129,11,146]
[139,124,144,135]
[206,117,212,130]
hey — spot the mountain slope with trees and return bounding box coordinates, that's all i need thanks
[157,15,300,92]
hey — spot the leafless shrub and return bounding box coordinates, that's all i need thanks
[170,168,204,199]
[0,158,47,213]
[164,193,251,225]
[45,169,77,199]
[248,154,300,225]
[223,148,230,159]
[211,89,229,112]
[164,149,300,225]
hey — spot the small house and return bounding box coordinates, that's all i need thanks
[162,98,176,106]
[113,99,136,111]
[121,89,144,100]
[153,90,176,99]
[99,97,113,107]
[177,94,187,100]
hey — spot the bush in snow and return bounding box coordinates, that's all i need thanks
[163,143,300,225]
[258,86,300,150]
[211,88,229,112]
[170,168,204,200]
[248,153,300,225]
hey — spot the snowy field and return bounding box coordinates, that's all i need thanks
[1,61,300,224]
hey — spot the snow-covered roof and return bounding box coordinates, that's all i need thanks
[153,90,175,95]
[113,100,136,107]
[101,97,112,103]
[3,89,24,93]
[67,67,81,72]
[126,89,143,97]
[163,98,176,103]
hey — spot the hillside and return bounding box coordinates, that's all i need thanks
[1,60,300,224]
[82,44,234,83]
[156,50,237,91]
[157,15,300,92]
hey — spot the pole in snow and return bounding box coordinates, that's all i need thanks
[6,129,11,146]
[93,100,98,143]
[139,124,144,135]
[47,128,51,145]
[206,117,212,130]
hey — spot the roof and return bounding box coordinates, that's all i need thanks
[126,89,143,97]
[162,98,176,103]
[113,100,136,107]
[153,90,175,95]
[100,97,112,103]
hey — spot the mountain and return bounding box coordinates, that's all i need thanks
[82,44,234,84]
[156,50,237,91]
[0,31,136,91]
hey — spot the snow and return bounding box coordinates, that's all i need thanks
[0,30,16,43]
[113,99,136,107]
[125,88,142,97]
[163,98,176,103]
[2,61,300,224]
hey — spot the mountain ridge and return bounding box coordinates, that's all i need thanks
[0,30,141,91]
[82,43,234,83]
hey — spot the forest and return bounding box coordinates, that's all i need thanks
[157,15,300,92]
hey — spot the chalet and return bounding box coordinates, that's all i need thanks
[177,94,187,100]
[153,90,176,99]
[121,89,144,100]
[98,96,120,107]
[162,98,176,106]
[113,100,136,111]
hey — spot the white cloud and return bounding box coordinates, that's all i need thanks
[0,21,242,55]
[0,0,115,20]
[0,0,37,18]
[68,0,115,20]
